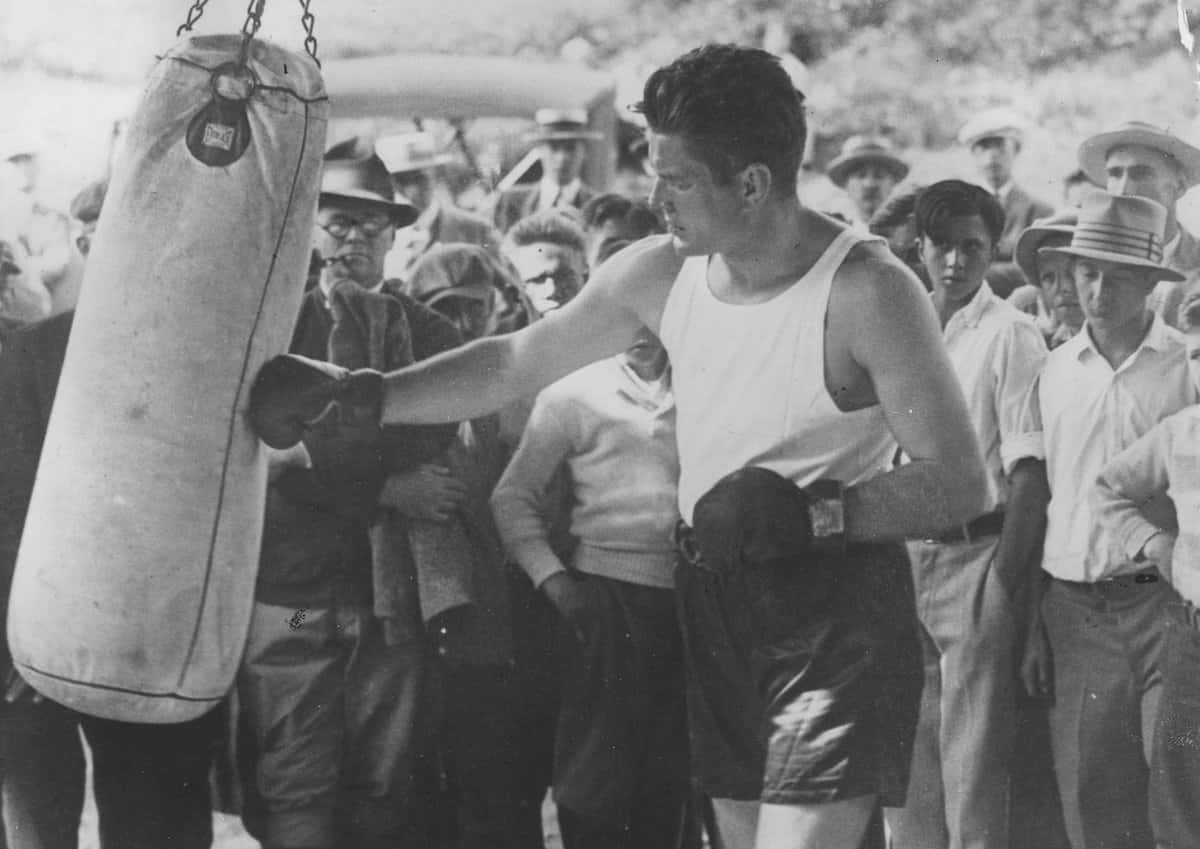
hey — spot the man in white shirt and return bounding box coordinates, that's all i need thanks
[1093,291,1200,849]
[1011,191,1196,849]
[491,109,599,233]
[885,181,1047,849]
[1077,121,1200,329]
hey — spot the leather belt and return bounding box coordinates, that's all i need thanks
[923,510,1005,545]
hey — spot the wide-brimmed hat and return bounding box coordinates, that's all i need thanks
[1077,121,1200,188]
[1042,192,1183,281]
[826,135,909,187]
[320,137,419,228]
[1015,211,1077,285]
[527,108,602,144]
[375,132,453,175]
[958,107,1027,148]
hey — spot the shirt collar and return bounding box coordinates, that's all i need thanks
[540,177,581,208]
[944,281,995,333]
[318,277,384,308]
[613,357,674,415]
[1074,312,1174,363]
[1164,229,1182,263]
[993,181,1014,203]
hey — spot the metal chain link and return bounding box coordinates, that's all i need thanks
[298,0,320,66]
[237,0,266,66]
[176,0,211,36]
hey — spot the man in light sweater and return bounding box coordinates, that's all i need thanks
[491,327,689,849]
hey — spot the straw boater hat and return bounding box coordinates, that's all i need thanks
[375,132,454,176]
[1040,192,1183,282]
[320,137,418,228]
[1014,211,1077,285]
[826,135,909,188]
[527,108,602,144]
[957,107,1027,148]
[1077,121,1200,188]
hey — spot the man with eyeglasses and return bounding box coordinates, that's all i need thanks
[238,138,465,849]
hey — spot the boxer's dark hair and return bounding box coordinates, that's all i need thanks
[637,44,807,194]
[915,179,1005,246]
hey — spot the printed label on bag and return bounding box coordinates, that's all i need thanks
[202,123,236,151]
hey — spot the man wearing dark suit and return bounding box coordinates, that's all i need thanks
[959,108,1054,264]
[376,132,504,281]
[491,108,599,234]
[239,138,464,849]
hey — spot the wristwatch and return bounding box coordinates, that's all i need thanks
[806,479,846,557]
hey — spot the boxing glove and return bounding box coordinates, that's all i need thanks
[249,353,383,449]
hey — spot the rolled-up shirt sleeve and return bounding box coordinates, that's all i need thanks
[995,319,1047,477]
[490,391,575,587]
[1001,368,1047,476]
[1093,417,1175,563]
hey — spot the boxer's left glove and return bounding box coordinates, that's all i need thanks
[690,468,846,576]
[249,354,383,449]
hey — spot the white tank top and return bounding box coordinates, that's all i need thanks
[659,227,897,524]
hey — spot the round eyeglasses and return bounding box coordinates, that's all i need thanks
[318,212,393,238]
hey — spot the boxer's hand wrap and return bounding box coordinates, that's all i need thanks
[249,354,383,449]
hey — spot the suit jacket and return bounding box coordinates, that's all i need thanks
[256,285,462,606]
[491,181,596,233]
[997,184,1055,263]
[0,311,74,668]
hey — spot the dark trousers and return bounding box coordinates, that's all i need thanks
[77,709,219,849]
[554,577,690,849]
[434,570,562,849]
[0,698,85,849]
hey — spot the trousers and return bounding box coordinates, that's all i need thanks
[239,599,425,849]
[1043,573,1171,849]
[886,536,1016,849]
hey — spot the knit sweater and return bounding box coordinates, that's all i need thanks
[490,356,680,589]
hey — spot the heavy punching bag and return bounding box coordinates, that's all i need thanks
[7,32,327,722]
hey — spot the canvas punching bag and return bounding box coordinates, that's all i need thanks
[7,33,327,723]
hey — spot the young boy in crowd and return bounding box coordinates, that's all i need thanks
[491,328,689,849]
[1092,287,1200,849]
[1011,191,1197,849]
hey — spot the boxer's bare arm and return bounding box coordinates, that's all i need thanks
[379,236,682,425]
[836,250,989,541]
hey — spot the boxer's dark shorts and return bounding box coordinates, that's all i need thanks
[674,529,922,806]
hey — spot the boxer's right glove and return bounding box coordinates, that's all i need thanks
[249,354,383,449]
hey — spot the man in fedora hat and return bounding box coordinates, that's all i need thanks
[958,108,1054,263]
[491,108,599,234]
[238,137,468,849]
[826,135,909,231]
[1008,191,1197,849]
[376,131,503,280]
[1078,120,1200,329]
